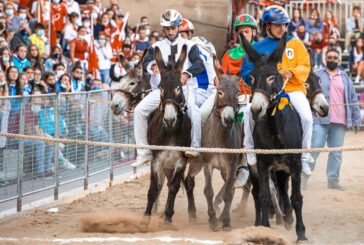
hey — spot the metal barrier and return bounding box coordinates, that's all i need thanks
[0,91,135,211]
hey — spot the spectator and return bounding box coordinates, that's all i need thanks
[288,8,305,36]
[0,48,13,71]
[94,12,116,38]
[305,9,323,38]
[84,71,94,90]
[63,12,80,56]
[29,23,46,56]
[70,65,85,92]
[51,0,68,36]
[0,70,9,150]
[10,21,31,51]
[322,10,339,41]
[6,66,22,96]
[44,46,66,72]
[109,51,127,88]
[310,32,326,69]
[4,3,22,33]
[32,67,48,93]
[24,66,34,85]
[43,72,57,93]
[19,72,32,96]
[28,44,44,68]
[64,0,81,25]
[293,24,310,47]
[13,44,31,72]
[53,63,67,81]
[121,38,132,58]
[58,74,72,92]
[24,90,55,177]
[309,49,361,191]
[322,34,342,67]
[95,32,112,85]
[350,37,364,84]
[345,6,364,52]
[69,26,89,69]
[5,66,22,137]
[149,35,158,46]
[135,26,150,52]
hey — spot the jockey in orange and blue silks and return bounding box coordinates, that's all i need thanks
[240,5,313,177]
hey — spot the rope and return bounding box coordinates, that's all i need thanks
[0,132,363,155]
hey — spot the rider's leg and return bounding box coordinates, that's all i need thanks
[200,90,216,126]
[287,91,313,176]
[243,103,257,166]
[132,89,161,167]
[184,87,202,158]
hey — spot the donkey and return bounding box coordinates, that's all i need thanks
[202,75,242,231]
[305,71,329,117]
[142,45,191,228]
[240,33,307,241]
[111,57,151,115]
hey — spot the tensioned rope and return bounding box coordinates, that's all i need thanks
[0,132,363,154]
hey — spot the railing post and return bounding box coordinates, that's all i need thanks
[16,97,25,212]
[108,92,114,185]
[54,94,60,200]
[84,92,90,190]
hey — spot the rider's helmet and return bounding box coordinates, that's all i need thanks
[160,9,183,27]
[262,5,291,24]
[234,14,258,31]
[180,18,195,33]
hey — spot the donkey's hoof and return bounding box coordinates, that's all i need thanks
[159,212,165,219]
[222,225,231,232]
[209,221,220,232]
[284,214,294,230]
[159,221,178,231]
[284,222,293,231]
[297,237,309,244]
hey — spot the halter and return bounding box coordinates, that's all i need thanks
[116,88,152,112]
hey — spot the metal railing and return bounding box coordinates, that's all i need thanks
[0,90,135,212]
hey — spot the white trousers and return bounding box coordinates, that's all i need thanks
[244,91,313,161]
[199,90,216,125]
[134,88,201,156]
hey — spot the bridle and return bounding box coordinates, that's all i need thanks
[252,77,289,110]
[115,88,152,113]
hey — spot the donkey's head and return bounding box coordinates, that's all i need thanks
[111,52,151,115]
[155,45,187,129]
[240,33,286,119]
[305,72,329,117]
[214,75,240,128]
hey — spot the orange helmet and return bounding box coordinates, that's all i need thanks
[179,18,194,33]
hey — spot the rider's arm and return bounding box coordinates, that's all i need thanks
[185,45,204,77]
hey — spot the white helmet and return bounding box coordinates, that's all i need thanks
[191,36,216,55]
[160,9,183,27]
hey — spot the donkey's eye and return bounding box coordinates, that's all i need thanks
[266,75,275,85]
[129,81,136,86]
[218,90,224,97]
[250,75,255,86]
[305,83,310,89]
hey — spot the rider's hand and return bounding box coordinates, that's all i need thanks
[353,125,360,134]
[151,64,159,75]
[181,73,190,85]
[279,70,293,80]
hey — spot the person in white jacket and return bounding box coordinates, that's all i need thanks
[95,32,113,85]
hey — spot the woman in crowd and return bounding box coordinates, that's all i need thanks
[58,74,72,93]
[18,72,32,96]
[305,9,323,38]
[69,26,89,70]
[95,32,112,85]
[288,8,305,35]
[44,46,68,72]
[350,37,364,84]
[0,48,13,71]
[32,66,48,93]
[322,10,339,41]
[28,44,43,68]
[43,72,57,93]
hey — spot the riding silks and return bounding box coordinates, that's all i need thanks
[271,91,293,116]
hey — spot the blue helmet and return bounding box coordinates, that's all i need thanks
[262,5,290,25]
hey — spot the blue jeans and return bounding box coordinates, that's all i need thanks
[99,69,111,85]
[310,123,346,184]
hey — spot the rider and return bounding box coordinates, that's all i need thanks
[132,9,204,167]
[241,5,313,176]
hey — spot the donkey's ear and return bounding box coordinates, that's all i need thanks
[154,46,167,73]
[174,44,187,73]
[269,33,287,64]
[239,32,260,63]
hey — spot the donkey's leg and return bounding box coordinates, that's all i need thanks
[184,173,197,220]
[258,162,271,227]
[291,165,308,241]
[164,163,186,224]
[232,180,251,215]
[276,171,294,228]
[214,182,226,215]
[143,161,160,228]
[153,170,165,214]
[220,164,236,231]
[203,164,218,231]
[250,173,261,226]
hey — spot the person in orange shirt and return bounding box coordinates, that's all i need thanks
[51,0,68,34]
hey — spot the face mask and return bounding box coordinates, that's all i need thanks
[91,13,98,19]
[98,39,106,45]
[129,61,138,68]
[0,81,5,87]
[31,105,41,113]
[28,75,34,81]
[327,61,338,71]
[52,0,60,3]
[37,29,45,37]
[60,83,68,90]
[79,35,85,40]
[91,86,101,91]
[85,77,92,84]
[84,21,90,27]
[19,13,27,19]
[5,9,13,16]
[2,56,9,62]
[52,53,61,59]
[102,20,109,25]
[34,80,41,85]
[56,70,64,79]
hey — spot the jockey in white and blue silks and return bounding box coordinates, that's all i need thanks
[132,10,205,167]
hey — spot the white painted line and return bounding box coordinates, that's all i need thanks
[0,236,223,244]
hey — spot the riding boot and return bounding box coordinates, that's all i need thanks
[234,166,249,188]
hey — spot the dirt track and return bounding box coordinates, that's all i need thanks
[0,132,363,244]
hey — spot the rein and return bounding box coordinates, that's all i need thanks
[117,88,152,112]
